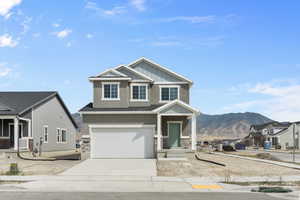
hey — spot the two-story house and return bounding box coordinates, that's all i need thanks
[80,57,199,159]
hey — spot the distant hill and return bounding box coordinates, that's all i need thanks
[72,112,274,139]
[197,112,273,138]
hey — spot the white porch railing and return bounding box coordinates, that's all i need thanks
[19,137,32,151]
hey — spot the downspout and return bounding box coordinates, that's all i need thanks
[16,115,54,161]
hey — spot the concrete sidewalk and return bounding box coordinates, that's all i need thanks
[60,159,157,176]
[1,175,300,192]
[215,152,300,170]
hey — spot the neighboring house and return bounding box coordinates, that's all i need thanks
[80,57,199,159]
[246,121,291,147]
[0,92,77,152]
[267,122,300,150]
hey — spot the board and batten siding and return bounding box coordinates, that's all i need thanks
[32,96,76,152]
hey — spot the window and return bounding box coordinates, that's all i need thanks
[61,129,67,143]
[44,126,48,143]
[102,82,119,100]
[131,84,148,101]
[160,86,179,102]
[57,128,61,143]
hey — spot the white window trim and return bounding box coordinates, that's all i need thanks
[130,83,149,102]
[61,128,67,144]
[56,128,61,143]
[0,119,9,138]
[8,123,24,138]
[159,85,180,103]
[167,121,188,139]
[43,125,48,143]
[101,82,120,101]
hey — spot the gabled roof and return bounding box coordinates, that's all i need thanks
[0,91,78,128]
[127,57,193,85]
[250,121,291,131]
[79,103,162,113]
[154,100,199,114]
[115,65,153,82]
[0,92,57,115]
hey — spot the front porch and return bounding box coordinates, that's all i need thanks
[0,116,32,151]
[155,100,199,154]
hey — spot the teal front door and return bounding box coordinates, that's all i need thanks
[168,123,181,148]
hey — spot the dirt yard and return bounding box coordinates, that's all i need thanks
[157,152,300,178]
[0,151,89,175]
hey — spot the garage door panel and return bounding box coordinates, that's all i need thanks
[90,126,155,159]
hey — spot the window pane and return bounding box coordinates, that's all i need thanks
[62,130,67,142]
[111,84,118,98]
[139,86,146,99]
[170,88,178,100]
[57,129,60,142]
[161,88,170,101]
[104,84,111,98]
[132,86,139,99]
[44,127,48,142]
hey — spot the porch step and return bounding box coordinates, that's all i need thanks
[166,149,187,158]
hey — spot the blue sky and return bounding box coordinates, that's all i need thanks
[0,0,300,121]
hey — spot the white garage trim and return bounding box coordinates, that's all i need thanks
[89,124,156,159]
[89,124,156,128]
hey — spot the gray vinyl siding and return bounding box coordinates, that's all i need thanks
[277,125,300,149]
[32,96,76,152]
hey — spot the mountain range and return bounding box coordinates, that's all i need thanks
[72,112,273,139]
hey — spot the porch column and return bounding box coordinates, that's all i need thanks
[157,114,162,151]
[191,114,197,151]
[14,117,19,151]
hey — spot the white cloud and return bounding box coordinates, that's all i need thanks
[103,6,126,16]
[151,41,181,47]
[159,15,216,24]
[52,23,60,28]
[21,16,32,35]
[85,1,126,16]
[66,42,72,47]
[86,34,94,39]
[223,80,300,121]
[0,34,18,47]
[129,0,146,11]
[53,29,72,39]
[0,0,22,19]
[0,63,12,77]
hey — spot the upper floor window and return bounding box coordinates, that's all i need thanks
[61,129,67,143]
[102,82,120,100]
[131,84,148,101]
[160,86,180,102]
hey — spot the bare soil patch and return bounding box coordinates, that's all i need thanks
[157,152,300,178]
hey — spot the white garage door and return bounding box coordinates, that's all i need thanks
[90,125,155,159]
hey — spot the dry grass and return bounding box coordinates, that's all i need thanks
[157,152,300,178]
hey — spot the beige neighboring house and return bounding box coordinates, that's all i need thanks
[80,57,200,159]
[267,122,300,150]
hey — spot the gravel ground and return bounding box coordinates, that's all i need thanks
[157,152,300,178]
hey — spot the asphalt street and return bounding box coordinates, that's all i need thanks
[0,192,287,200]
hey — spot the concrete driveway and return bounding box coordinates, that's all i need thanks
[60,159,157,176]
